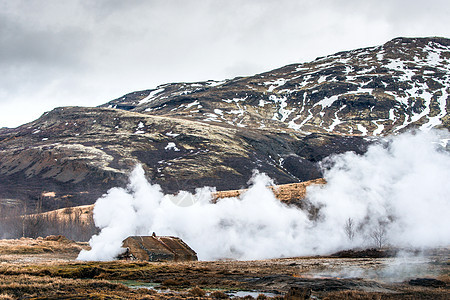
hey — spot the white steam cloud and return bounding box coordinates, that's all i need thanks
[78,130,450,261]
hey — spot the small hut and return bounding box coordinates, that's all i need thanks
[118,234,198,262]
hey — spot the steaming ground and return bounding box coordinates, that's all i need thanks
[78,130,450,261]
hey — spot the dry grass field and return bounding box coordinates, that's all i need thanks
[0,237,449,299]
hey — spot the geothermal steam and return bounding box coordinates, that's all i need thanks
[78,130,450,261]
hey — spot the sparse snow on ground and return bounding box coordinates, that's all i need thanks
[165,131,180,138]
[139,88,165,104]
[357,124,368,135]
[165,142,180,151]
[265,78,287,92]
[269,95,294,122]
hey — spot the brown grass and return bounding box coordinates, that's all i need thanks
[188,286,207,297]
[322,289,450,300]
[0,274,144,299]
[0,261,160,280]
[0,236,88,255]
[437,274,450,283]
[161,278,191,287]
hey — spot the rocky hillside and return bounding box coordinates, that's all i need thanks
[0,106,366,211]
[0,37,448,212]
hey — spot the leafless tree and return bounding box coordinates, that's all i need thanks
[23,215,46,238]
[0,207,23,238]
[371,223,387,249]
[344,218,355,241]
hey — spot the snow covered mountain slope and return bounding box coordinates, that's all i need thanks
[103,37,450,136]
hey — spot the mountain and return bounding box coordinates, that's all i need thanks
[102,37,450,135]
[0,37,449,212]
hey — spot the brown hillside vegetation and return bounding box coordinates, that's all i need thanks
[0,178,325,241]
[36,178,326,224]
[33,205,94,223]
[212,178,326,204]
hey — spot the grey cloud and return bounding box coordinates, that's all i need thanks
[0,14,90,67]
[1,0,450,127]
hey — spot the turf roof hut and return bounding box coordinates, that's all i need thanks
[119,234,198,262]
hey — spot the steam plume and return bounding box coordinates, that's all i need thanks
[78,130,450,261]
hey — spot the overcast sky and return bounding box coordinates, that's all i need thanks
[1,0,450,128]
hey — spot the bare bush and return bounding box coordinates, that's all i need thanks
[0,207,24,239]
[344,218,355,241]
[23,216,46,238]
[0,206,98,242]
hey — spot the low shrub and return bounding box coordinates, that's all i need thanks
[188,286,206,297]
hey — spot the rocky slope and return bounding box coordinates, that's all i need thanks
[0,37,449,212]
